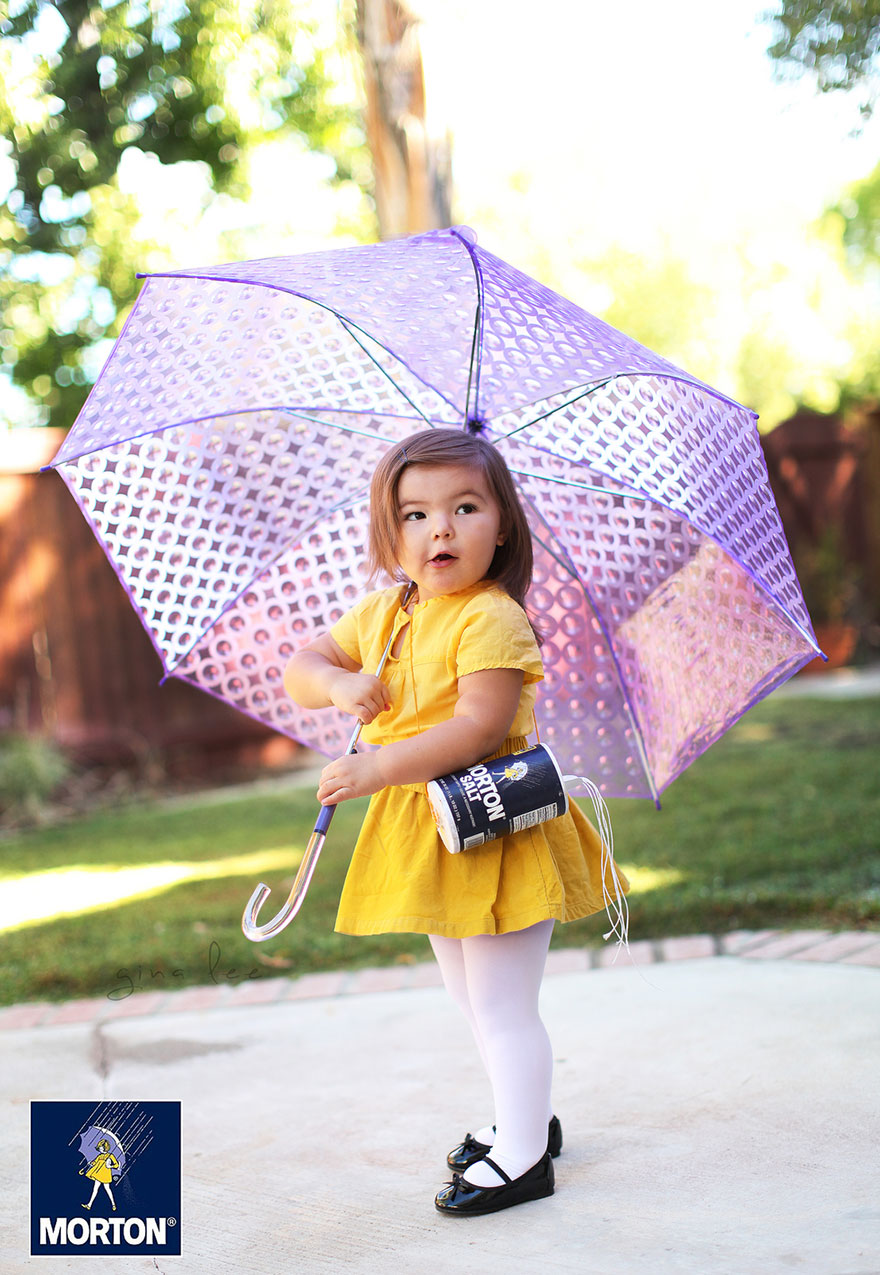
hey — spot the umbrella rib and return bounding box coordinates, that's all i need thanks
[463,299,482,427]
[495,374,757,438]
[138,271,467,423]
[495,377,619,440]
[519,489,661,805]
[335,317,438,429]
[46,405,446,469]
[281,410,401,446]
[450,228,485,427]
[493,372,760,448]
[512,455,819,657]
[507,464,655,504]
[160,485,372,681]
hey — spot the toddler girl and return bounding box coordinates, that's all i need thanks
[284,427,626,1216]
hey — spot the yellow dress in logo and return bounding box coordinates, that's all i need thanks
[85,1152,118,1184]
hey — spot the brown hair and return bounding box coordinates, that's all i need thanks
[367,428,540,639]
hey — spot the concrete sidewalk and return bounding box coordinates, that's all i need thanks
[3,929,879,1274]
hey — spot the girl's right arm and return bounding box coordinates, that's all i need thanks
[283,634,391,725]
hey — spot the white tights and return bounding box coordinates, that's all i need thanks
[429,919,555,1187]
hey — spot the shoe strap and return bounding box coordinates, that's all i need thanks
[480,1155,511,1185]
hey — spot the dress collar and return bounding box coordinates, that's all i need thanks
[401,579,495,614]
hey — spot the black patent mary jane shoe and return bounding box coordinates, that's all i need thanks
[434,1152,555,1217]
[447,1115,562,1172]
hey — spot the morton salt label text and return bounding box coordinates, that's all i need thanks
[460,762,507,822]
[427,745,569,853]
[30,1100,181,1257]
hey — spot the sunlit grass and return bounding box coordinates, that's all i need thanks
[0,846,303,933]
[617,865,685,893]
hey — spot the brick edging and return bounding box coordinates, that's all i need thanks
[1,928,878,1032]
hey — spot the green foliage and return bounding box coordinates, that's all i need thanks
[830,159,880,268]
[577,246,717,381]
[1,0,370,427]
[821,162,880,403]
[766,0,880,117]
[0,732,69,820]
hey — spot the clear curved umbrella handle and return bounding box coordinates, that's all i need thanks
[241,582,415,942]
[241,726,354,942]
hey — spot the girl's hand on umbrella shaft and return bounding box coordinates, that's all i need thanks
[328,672,392,724]
[318,668,525,805]
[318,752,384,804]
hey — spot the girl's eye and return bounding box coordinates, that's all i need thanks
[456,503,477,514]
[403,511,425,521]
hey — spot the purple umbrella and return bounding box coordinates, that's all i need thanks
[78,1126,126,1179]
[47,226,819,811]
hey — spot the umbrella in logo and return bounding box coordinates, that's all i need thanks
[78,1126,126,1180]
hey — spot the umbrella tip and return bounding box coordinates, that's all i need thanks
[466,417,486,434]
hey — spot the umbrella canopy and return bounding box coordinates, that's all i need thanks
[48,226,820,801]
[78,1125,126,1179]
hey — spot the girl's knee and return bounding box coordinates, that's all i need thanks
[467,992,544,1037]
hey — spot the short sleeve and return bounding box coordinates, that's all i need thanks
[329,587,402,668]
[455,591,543,684]
[329,595,369,665]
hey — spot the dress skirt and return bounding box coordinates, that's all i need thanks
[334,776,628,939]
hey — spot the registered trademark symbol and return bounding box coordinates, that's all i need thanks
[167,1217,177,1227]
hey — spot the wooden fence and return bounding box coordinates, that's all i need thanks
[0,429,298,775]
[762,405,880,634]
[2,407,878,772]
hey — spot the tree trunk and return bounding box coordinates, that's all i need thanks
[355,0,453,239]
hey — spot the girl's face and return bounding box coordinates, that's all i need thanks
[394,463,506,602]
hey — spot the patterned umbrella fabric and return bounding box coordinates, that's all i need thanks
[48,226,820,801]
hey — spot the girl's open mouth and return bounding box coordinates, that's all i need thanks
[430,553,456,565]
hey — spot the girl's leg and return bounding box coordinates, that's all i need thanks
[429,934,498,1143]
[458,919,555,1187]
[103,1182,116,1211]
[428,933,491,1078]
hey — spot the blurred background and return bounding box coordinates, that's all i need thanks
[1,0,879,818]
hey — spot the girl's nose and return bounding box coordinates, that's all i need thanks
[431,513,453,537]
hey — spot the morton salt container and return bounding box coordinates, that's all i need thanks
[426,744,569,853]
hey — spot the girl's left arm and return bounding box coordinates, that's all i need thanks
[316,667,524,805]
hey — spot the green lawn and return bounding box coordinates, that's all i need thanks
[1,695,878,1007]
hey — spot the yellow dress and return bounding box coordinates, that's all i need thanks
[330,580,627,938]
[85,1153,118,1184]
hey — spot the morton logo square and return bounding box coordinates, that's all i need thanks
[30,1100,181,1257]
